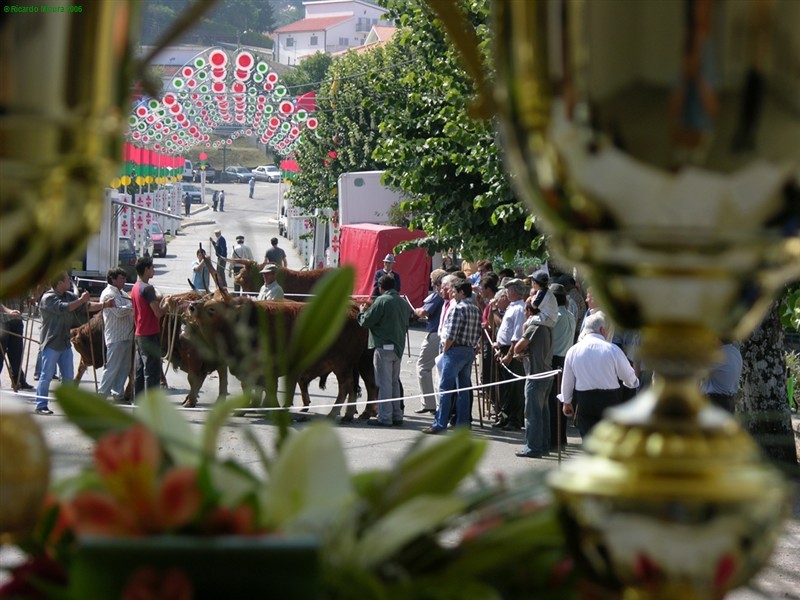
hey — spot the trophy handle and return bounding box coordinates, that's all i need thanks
[426,0,495,118]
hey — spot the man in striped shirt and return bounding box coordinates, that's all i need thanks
[423,278,482,434]
[98,267,134,403]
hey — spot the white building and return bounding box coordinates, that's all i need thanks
[274,0,391,66]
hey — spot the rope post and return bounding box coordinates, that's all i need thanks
[87,305,99,393]
[555,370,563,465]
[23,301,34,380]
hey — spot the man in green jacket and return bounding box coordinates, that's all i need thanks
[358,274,410,426]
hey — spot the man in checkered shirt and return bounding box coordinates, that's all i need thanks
[423,278,482,434]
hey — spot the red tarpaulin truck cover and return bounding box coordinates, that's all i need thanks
[339,224,430,308]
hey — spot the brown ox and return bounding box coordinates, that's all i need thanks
[186,296,376,421]
[161,291,229,408]
[70,291,227,406]
[234,262,330,300]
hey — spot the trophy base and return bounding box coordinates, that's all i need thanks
[549,385,789,599]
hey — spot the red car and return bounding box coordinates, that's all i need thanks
[148,222,168,257]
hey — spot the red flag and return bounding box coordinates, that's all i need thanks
[295,91,316,113]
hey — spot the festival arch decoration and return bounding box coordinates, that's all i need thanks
[123,48,318,162]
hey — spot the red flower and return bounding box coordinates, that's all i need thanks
[156,467,203,530]
[713,554,737,590]
[94,425,161,527]
[122,567,193,600]
[70,491,141,536]
[633,553,663,584]
[203,504,258,535]
[0,554,67,598]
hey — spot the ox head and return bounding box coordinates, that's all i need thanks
[234,260,261,293]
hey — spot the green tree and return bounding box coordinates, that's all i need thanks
[282,53,333,96]
[286,0,544,261]
[211,0,275,38]
[288,46,391,211]
[372,0,540,261]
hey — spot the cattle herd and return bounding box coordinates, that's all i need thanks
[69,268,378,421]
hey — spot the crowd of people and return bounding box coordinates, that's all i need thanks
[359,258,657,458]
[2,242,743,436]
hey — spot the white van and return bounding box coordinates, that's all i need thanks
[183,160,193,180]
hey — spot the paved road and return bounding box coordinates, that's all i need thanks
[1,179,797,597]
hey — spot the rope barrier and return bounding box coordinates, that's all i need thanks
[1,367,560,414]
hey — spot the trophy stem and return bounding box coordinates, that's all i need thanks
[637,324,720,421]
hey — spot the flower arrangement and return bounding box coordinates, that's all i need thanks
[1,270,595,599]
[3,388,590,599]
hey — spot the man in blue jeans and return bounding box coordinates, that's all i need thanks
[36,272,112,415]
[423,278,482,434]
[358,275,410,427]
[513,301,554,458]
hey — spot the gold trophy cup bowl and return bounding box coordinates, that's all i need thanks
[0,408,50,544]
[429,0,799,597]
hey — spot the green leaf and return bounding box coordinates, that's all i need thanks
[258,423,354,533]
[374,430,485,513]
[353,495,466,568]
[443,505,565,577]
[286,267,355,376]
[55,386,137,440]
[201,459,260,509]
[135,391,201,467]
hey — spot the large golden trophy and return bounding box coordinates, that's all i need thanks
[430,0,799,597]
[0,0,216,299]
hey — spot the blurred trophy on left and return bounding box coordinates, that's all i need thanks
[0,1,140,298]
[0,0,215,299]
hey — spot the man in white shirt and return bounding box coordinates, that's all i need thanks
[492,279,527,430]
[228,235,255,293]
[257,264,284,301]
[98,268,134,403]
[560,311,639,438]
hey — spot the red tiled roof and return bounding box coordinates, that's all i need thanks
[372,26,397,41]
[275,15,351,34]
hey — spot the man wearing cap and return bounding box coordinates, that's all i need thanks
[257,264,284,301]
[413,269,446,414]
[492,278,527,430]
[547,283,576,449]
[228,235,254,293]
[528,270,558,328]
[264,237,288,268]
[209,229,228,289]
[371,254,401,299]
[358,275,411,427]
[422,278,483,434]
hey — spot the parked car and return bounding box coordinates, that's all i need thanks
[148,222,167,257]
[118,236,138,283]
[252,165,281,183]
[193,163,216,183]
[221,166,254,184]
[183,159,193,181]
[182,184,203,204]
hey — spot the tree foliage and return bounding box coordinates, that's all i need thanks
[140,0,275,46]
[281,53,334,96]
[373,0,540,260]
[287,0,545,261]
[288,46,391,211]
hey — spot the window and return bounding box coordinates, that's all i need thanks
[310,35,318,46]
[286,37,294,48]
[339,37,349,46]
